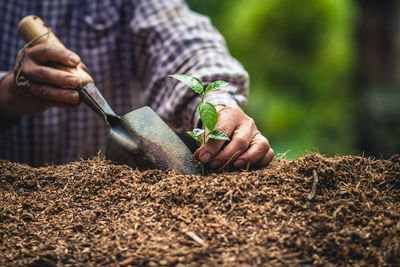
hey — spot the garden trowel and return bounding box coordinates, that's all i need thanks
[18,15,199,174]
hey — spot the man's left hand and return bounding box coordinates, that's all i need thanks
[194,106,274,169]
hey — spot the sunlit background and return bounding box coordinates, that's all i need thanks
[187,0,400,159]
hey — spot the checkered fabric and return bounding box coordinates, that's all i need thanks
[0,0,248,166]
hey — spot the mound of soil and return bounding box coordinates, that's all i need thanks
[0,153,399,266]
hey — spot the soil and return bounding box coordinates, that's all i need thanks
[0,153,399,266]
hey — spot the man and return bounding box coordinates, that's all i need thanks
[0,0,274,169]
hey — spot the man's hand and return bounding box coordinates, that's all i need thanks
[194,106,274,169]
[0,43,82,116]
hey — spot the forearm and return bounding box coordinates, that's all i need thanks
[0,72,15,115]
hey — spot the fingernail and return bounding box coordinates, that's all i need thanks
[234,159,246,168]
[67,91,79,104]
[68,54,81,65]
[200,152,211,163]
[65,76,78,88]
[210,160,221,169]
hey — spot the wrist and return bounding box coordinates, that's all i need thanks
[215,104,227,112]
[0,73,22,130]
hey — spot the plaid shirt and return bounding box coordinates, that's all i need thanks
[0,0,248,166]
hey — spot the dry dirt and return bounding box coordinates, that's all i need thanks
[0,153,399,266]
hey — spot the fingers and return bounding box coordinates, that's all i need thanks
[26,43,80,66]
[208,119,255,169]
[232,133,273,168]
[194,106,274,170]
[2,77,80,116]
[78,62,88,72]
[5,44,82,116]
[20,44,81,88]
[257,148,275,167]
[22,63,79,88]
[196,107,239,164]
[29,81,80,105]
[195,116,234,163]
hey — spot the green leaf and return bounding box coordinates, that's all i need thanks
[198,102,218,131]
[192,128,205,137]
[207,130,230,141]
[205,80,229,94]
[169,74,203,94]
[188,131,203,143]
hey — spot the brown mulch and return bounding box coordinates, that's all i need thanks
[0,153,399,266]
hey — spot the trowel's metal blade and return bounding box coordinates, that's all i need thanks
[105,106,200,174]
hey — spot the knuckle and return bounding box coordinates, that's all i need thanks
[27,44,47,56]
[30,44,50,59]
[259,138,271,152]
[245,117,256,131]
[248,117,255,126]
[215,125,229,135]
[217,106,232,116]
[39,43,51,52]
[235,136,249,151]
[20,63,32,78]
[62,49,73,59]
[36,66,46,81]
[222,106,236,113]
[23,46,35,56]
[35,85,51,99]
[255,133,270,151]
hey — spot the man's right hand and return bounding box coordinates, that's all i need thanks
[0,43,82,117]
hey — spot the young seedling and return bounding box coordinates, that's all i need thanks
[169,74,230,175]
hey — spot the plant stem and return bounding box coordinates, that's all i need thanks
[201,123,206,176]
[201,94,205,176]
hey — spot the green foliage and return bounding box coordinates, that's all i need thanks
[188,128,205,143]
[198,103,218,131]
[187,0,357,159]
[205,80,230,94]
[208,130,230,140]
[170,74,230,175]
[169,74,230,142]
[169,74,203,94]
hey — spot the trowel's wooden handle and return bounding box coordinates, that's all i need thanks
[18,15,93,84]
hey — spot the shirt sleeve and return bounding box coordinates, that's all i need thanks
[0,71,9,84]
[130,0,249,131]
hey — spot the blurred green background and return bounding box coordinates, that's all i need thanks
[187,0,400,159]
